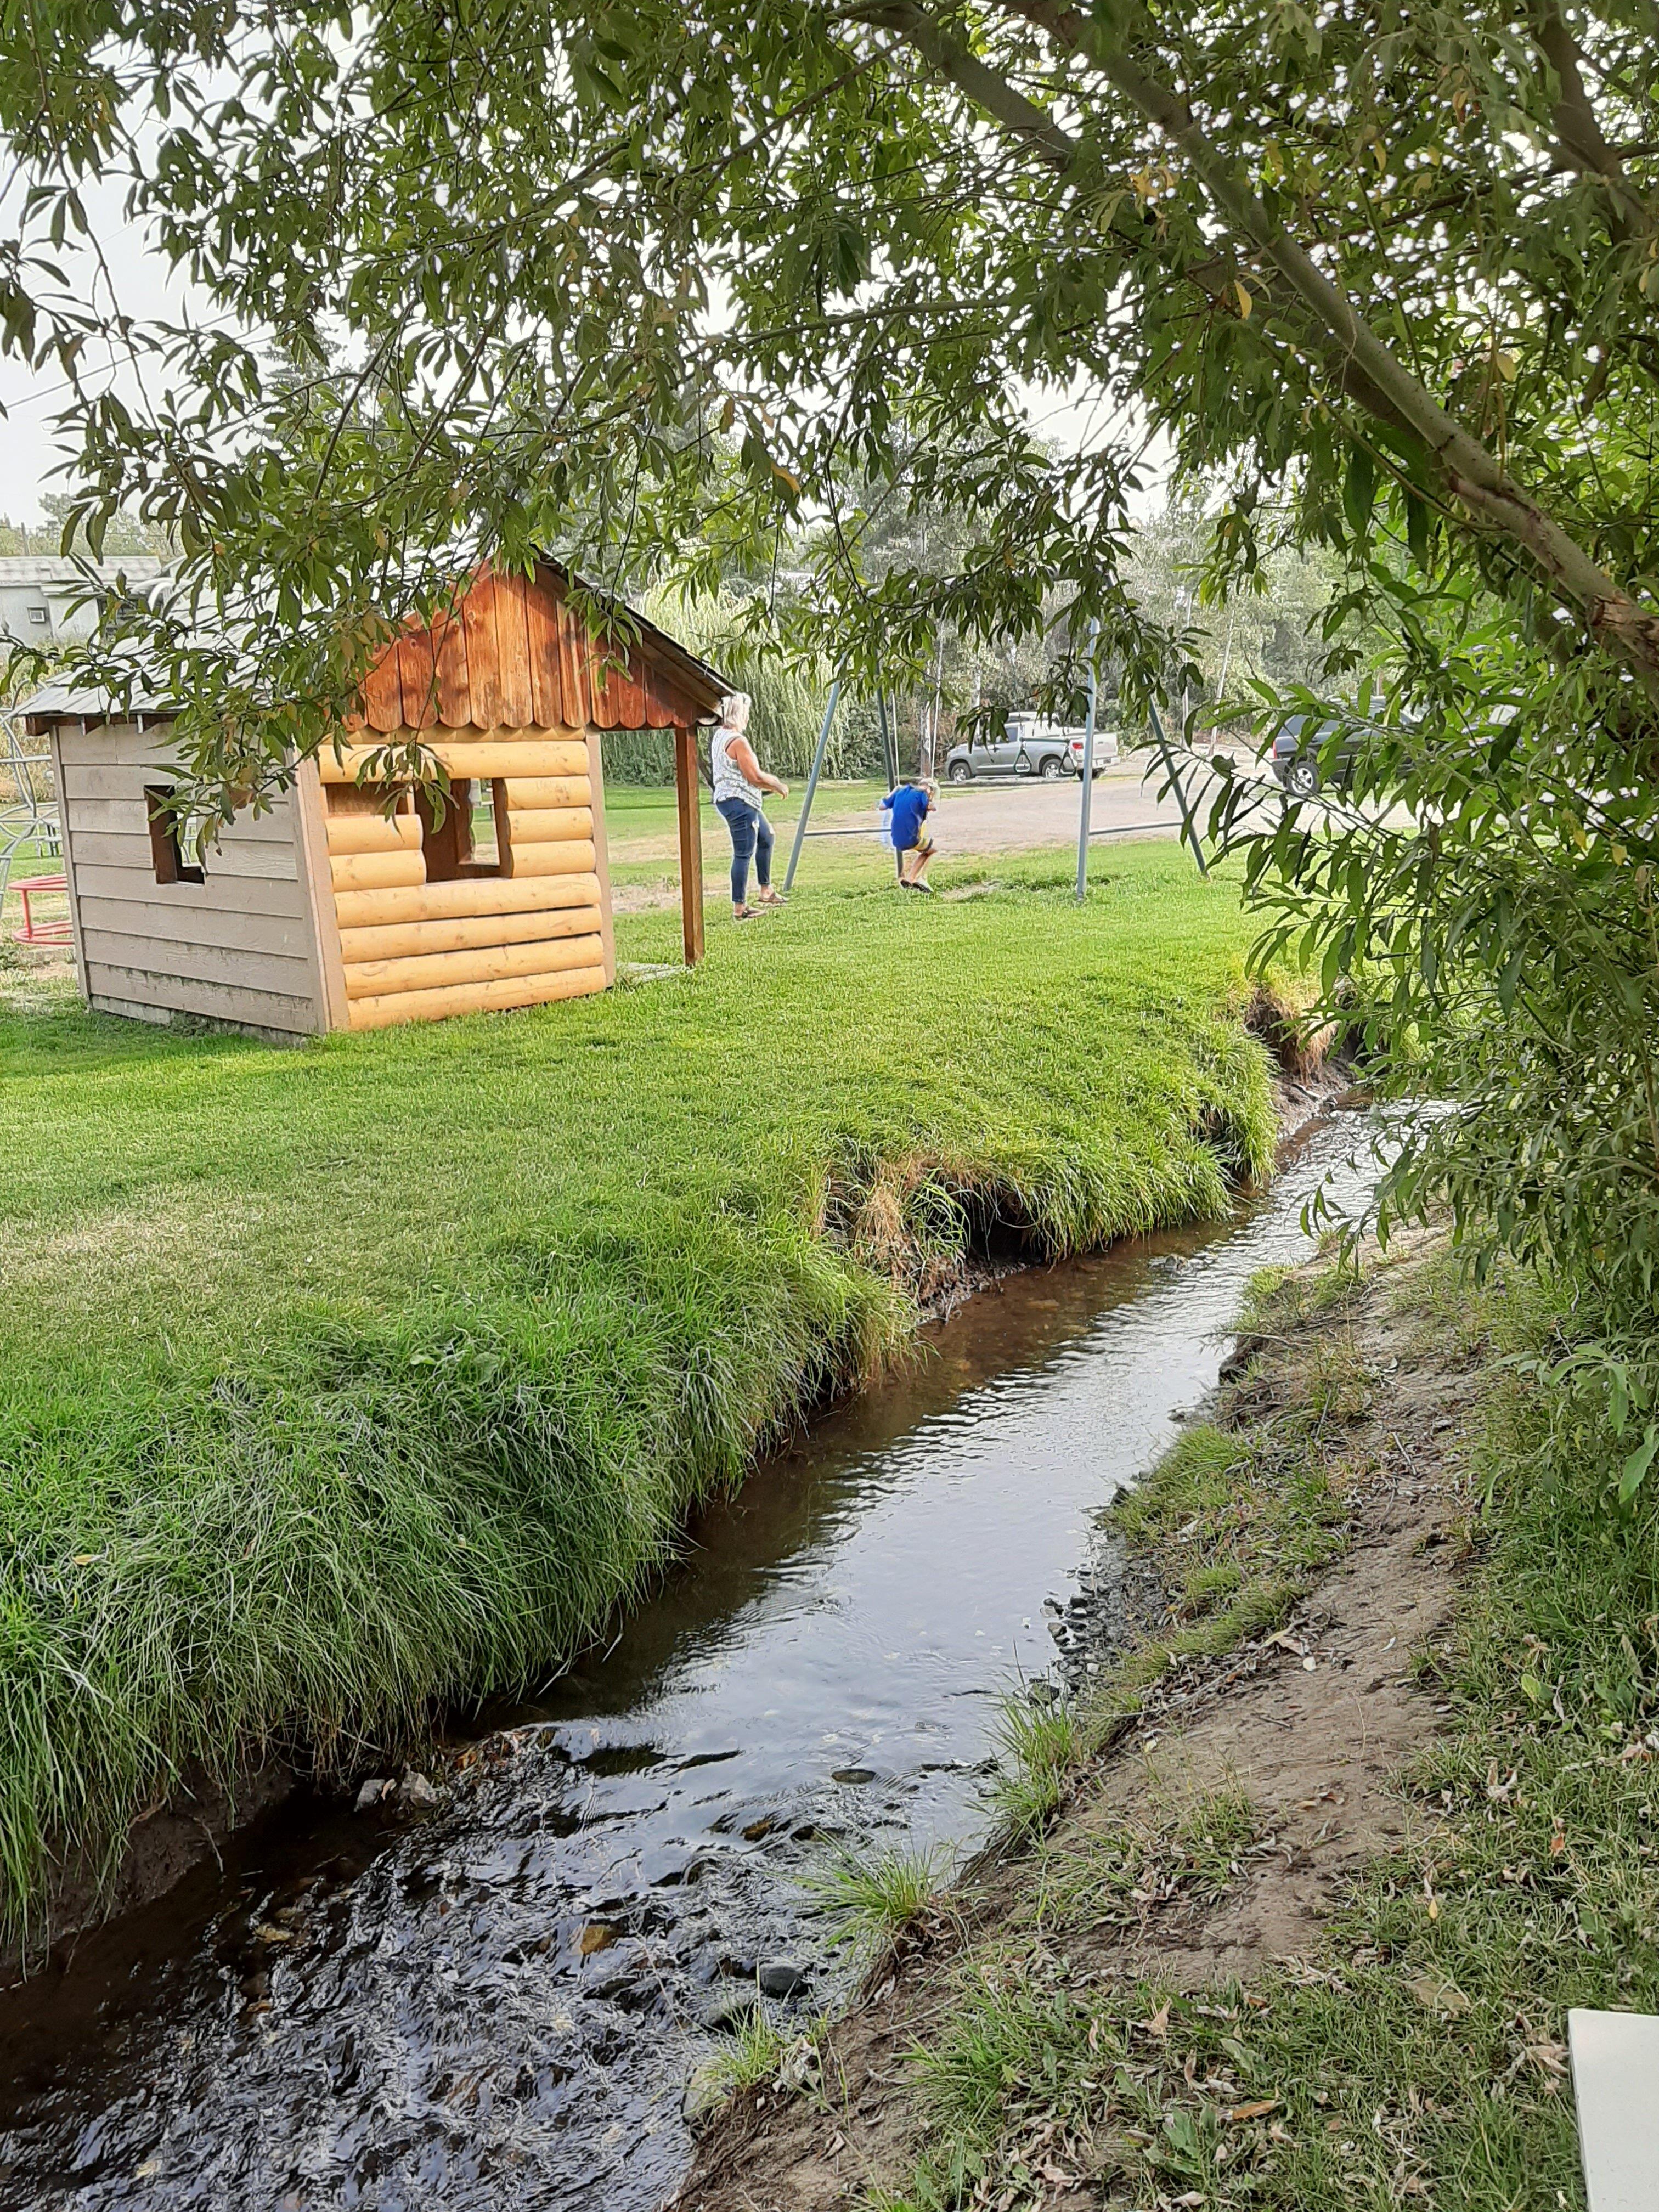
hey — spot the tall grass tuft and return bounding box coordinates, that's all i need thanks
[991,1692,1080,1835]
[800,1841,953,1949]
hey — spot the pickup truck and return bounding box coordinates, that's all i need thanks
[944,713,1117,783]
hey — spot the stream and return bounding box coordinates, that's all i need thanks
[0,1108,1375,2212]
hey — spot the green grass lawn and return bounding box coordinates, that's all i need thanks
[603,774,891,857]
[0,845,1271,1933]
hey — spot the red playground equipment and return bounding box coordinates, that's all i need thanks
[12,873,71,946]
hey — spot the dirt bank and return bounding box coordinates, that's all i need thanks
[675,1228,1479,2210]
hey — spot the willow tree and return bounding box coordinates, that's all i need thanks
[6,1,1659,1463]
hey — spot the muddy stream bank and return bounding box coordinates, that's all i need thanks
[0,1110,1374,2212]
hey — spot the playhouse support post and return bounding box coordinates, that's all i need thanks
[674,723,705,964]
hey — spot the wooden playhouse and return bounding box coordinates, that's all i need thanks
[24,560,726,1039]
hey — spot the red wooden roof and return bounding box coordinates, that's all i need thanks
[353,558,729,735]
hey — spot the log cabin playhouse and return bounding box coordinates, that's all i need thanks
[26,560,727,1040]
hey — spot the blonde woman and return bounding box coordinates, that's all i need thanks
[709,693,788,919]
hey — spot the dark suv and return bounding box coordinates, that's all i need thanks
[1269,715,1351,797]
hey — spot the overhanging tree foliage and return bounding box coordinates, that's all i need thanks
[4,0,1659,1470]
[3,0,1649,734]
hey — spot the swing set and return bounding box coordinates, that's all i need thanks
[781,682,911,892]
[779,640,1208,900]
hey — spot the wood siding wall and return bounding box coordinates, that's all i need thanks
[319,724,610,1029]
[57,723,329,1037]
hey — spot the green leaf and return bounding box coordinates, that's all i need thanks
[1405,487,1432,571]
[1343,445,1377,543]
[1619,1430,1658,1506]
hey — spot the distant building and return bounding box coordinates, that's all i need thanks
[0,556,172,646]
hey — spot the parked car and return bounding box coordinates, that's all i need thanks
[1269,715,1352,797]
[945,713,1117,783]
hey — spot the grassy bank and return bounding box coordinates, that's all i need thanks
[857,1241,1658,2212]
[0,846,1268,1936]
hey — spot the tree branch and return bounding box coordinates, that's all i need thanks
[854,0,1413,429]
[877,0,1659,690]
[1533,3,1650,239]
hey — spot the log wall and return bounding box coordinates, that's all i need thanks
[319,723,612,1029]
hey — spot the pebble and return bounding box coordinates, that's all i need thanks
[681,2068,729,2127]
[585,1968,635,2004]
[758,1961,807,1999]
[398,1771,442,1809]
[830,1767,876,1785]
[698,1988,761,2033]
[353,1779,390,1812]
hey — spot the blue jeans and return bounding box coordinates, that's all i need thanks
[715,796,772,906]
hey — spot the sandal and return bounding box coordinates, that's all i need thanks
[733,906,756,921]
[754,888,786,907]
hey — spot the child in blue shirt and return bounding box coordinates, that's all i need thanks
[881,779,937,893]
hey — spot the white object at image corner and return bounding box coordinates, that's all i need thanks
[1569,2008,1659,2211]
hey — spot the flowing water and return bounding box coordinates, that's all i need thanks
[0,1109,1375,2212]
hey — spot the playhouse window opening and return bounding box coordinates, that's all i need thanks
[144,785,207,886]
[417,777,507,881]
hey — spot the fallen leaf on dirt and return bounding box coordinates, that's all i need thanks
[1224,2097,1280,2123]
[1407,1972,1470,2015]
[1526,2040,1568,2075]
[775,2036,822,2096]
[1142,2001,1171,2043]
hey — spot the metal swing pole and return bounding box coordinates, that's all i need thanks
[878,693,901,788]
[878,693,904,881]
[783,674,843,894]
[1147,699,1210,878]
[1074,618,1100,904]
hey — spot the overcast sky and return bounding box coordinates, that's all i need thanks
[0,183,1166,530]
